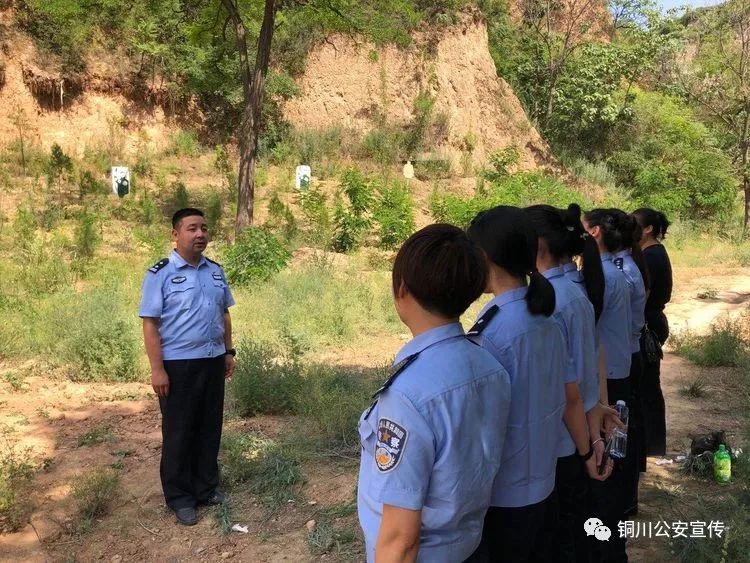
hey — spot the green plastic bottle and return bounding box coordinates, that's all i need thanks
[714,444,731,484]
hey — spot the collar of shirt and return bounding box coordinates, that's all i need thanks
[394,322,465,364]
[562,262,577,274]
[600,251,613,263]
[486,286,528,311]
[170,249,208,270]
[541,265,565,280]
[614,249,631,259]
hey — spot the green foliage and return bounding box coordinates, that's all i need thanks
[331,169,374,253]
[70,467,120,531]
[608,91,737,221]
[72,210,101,274]
[372,181,415,249]
[78,170,109,198]
[672,316,749,368]
[298,186,331,246]
[47,143,73,182]
[170,130,200,157]
[361,127,406,167]
[413,158,452,181]
[205,190,223,233]
[481,146,521,181]
[228,339,305,417]
[220,432,302,508]
[267,193,298,241]
[51,287,141,382]
[222,227,291,286]
[0,437,35,533]
[430,171,590,228]
[77,424,114,447]
[170,181,190,213]
[679,378,708,399]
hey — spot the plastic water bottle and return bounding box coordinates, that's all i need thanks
[714,444,731,484]
[610,400,629,460]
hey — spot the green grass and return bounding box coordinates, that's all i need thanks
[77,425,115,447]
[672,317,749,368]
[307,500,362,557]
[0,435,35,533]
[70,467,121,532]
[679,378,709,399]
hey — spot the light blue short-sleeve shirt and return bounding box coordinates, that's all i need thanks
[543,267,599,457]
[138,250,235,360]
[471,287,566,508]
[614,250,646,354]
[357,323,511,563]
[598,253,632,379]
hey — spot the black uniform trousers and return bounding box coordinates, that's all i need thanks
[466,492,557,562]
[554,453,590,562]
[159,356,225,510]
[640,333,667,457]
[623,352,646,518]
[588,375,632,563]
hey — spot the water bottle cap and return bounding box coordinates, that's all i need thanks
[719,444,726,451]
[616,400,626,406]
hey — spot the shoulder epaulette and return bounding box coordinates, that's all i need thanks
[363,353,420,420]
[148,258,169,274]
[467,305,499,337]
[205,256,222,268]
[614,257,624,271]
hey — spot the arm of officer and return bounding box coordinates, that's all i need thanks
[376,505,421,563]
[224,309,235,379]
[143,318,169,397]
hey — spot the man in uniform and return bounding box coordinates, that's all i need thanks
[139,207,236,525]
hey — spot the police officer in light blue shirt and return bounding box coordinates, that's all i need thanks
[357,224,511,563]
[583,209,636,563]
[614,248,646,355]
[467,206,566,562]
[139,208,236,526]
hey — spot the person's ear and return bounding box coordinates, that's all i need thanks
[643,225,654,236]
[172,228,178,242]
[394,280,408,300]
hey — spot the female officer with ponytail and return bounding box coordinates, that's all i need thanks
[611,210,650,518]
[525,204,614,561]
[582,209,633,563]
[467,206,567,562]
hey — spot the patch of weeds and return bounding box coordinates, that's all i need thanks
[77,424,115,448]
[697,288,719,300]
[214,502,233,535]
[681,451,714,477]
[0,434,35,532]
[308,500,361,557]
[680,378,709,399]
[2,371,26,392]
[220,432,303,510]
[36,407,50,419]
[70,467,120,532]
[672,317,749,368]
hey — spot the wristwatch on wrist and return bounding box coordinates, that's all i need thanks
[225,348,236,357]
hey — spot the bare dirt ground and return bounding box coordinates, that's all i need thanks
[1,268,748,562]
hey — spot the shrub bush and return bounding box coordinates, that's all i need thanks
[267,193,298,241]
[372,181,415,249]
[672,317,749,368]
[170,181,190,213]
[413,158,451,181]
[71,467,120,531]
[171,130,200,157]
[298,186,331,245]
[0,439,35,533]
[228,339,305,417]
[331,169,374,253]
[222,227,291,286]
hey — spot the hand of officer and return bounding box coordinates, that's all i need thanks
[151,367,170,397]
[587,438,612,480]
[224,354,236,380]
[601,404,625,439]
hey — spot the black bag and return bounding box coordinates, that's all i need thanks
[641,325,663,364]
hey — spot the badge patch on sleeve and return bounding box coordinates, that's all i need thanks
[375,418,408,473]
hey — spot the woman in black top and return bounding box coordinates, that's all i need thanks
[633,208,672,456]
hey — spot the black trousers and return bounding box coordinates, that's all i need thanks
[467,493,557,562]
[159,357,225,510]
[555,454,590,562]
[640,355,666,456]
[588,376,632,563]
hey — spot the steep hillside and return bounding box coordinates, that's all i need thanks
[283,12,551,171]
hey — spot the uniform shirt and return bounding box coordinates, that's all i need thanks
[471,287,566,508]
[614,250,647,354]
[543,267,599,458]
[598,253,632,379]
[357,323,511,563]
[563,261,584,290]
[138,250,235,360]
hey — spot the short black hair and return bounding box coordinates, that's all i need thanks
[172,207,205,229]
[392,224,487,319]
[633,208,671,240]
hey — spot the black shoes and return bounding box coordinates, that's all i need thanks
[206,490,227,505]
[174,506,198,526]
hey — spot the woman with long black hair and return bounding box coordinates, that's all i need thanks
[467,206,568,562]
[633,208,672,458]
[525,204,613,562]
[582,208,633,563]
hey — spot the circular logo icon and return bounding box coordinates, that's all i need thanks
[584,517,604,536]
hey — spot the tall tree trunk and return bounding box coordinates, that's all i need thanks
[744,172,750,234]
[223,0,276,237]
